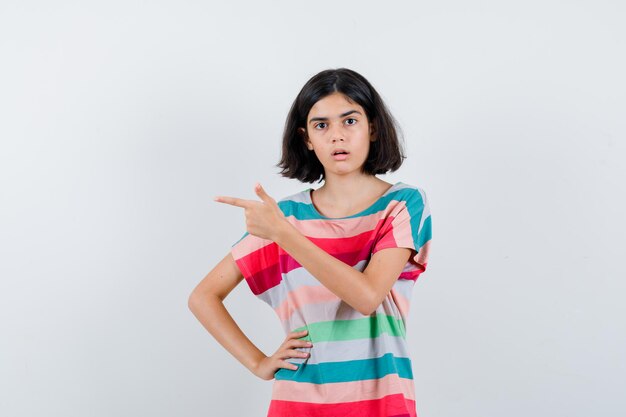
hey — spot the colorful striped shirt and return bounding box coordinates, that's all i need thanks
[230,181,433,417]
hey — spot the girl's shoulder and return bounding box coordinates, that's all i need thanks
[273,187,312,219]
[276,187,311,205]
[384,182,429,215]
[391,181,426,194]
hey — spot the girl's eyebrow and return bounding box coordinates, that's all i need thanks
[309,110,362,124]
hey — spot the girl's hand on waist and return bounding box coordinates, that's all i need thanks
[251,329,313,381]
[214,183,290,242]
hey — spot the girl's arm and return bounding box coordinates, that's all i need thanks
[188,252,312,380]
[188,253,267,374]
[274,222,413,316]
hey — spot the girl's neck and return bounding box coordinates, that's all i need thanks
[312,175,393,216]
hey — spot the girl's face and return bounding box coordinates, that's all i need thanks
[299,92,376,179]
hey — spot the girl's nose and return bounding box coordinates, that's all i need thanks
[329,123,345,142]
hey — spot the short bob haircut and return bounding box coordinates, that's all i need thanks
[276,68,406,184]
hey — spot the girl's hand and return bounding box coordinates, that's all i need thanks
[251,330,312,381]
[214,183,290,242]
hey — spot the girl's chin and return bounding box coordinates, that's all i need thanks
[320,155,365,172]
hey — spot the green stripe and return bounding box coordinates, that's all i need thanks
[290,314,406,343]
[275,352,413,383]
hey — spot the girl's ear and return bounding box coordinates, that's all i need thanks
[299,127,313,150]
[369,123,377,141]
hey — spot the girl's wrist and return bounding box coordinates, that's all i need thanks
[273,219,297,245]
[250,353,267,375]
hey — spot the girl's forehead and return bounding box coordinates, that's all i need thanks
[309,93,363,117]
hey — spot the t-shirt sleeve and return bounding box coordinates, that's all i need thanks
[230,231,280,296]
[371,187,432,279]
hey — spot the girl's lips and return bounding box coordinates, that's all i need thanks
[332,153,349,161]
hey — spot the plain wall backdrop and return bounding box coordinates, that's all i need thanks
[1,1,625,416]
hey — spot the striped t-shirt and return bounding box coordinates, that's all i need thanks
[230,181,432,417]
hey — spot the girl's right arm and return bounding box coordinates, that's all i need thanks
[187,252,312,380]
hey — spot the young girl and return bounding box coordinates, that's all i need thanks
[188,68,432,417]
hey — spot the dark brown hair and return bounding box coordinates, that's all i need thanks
[276,68,406,183]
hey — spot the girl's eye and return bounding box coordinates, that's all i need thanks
[314,119,356,129]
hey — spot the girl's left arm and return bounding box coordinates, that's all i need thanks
[275,221,412,316]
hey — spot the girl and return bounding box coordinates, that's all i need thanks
[188,68,432,417]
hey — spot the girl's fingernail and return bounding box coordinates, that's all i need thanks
[307,342,313,346]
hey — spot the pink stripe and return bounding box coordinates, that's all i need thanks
[389,288,410,318]
[274,285,339,321]
[415,240,431,268]
[271,374,416,403]
[230,234,272,260]
[289,202,407,238]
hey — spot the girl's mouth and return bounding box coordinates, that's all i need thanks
[332,153,349,161]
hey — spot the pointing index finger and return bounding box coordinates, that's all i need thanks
[214,195,252,208]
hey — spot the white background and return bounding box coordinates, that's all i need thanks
[1,1,625,416]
